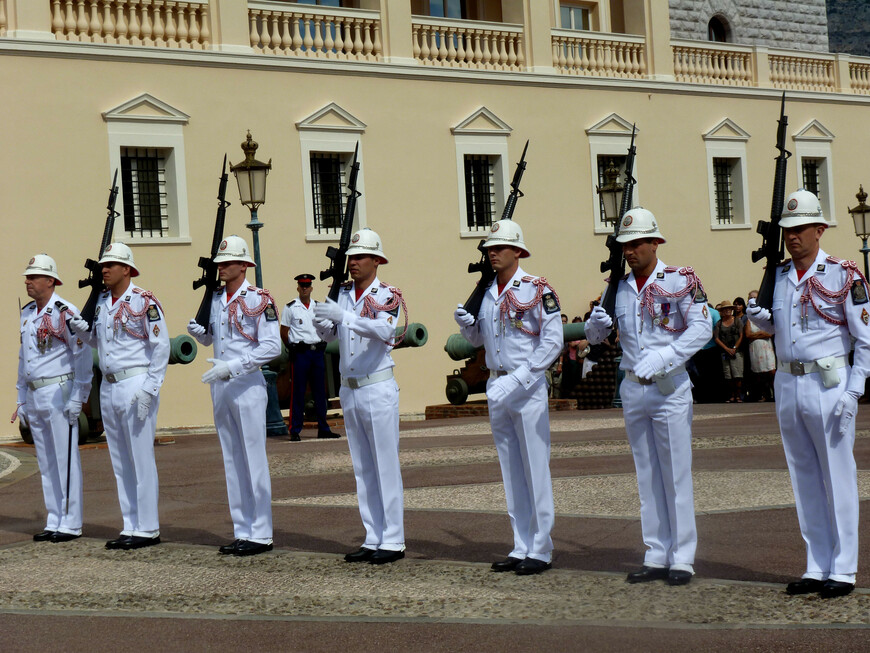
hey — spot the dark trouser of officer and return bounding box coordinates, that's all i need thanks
[290,343,336,439]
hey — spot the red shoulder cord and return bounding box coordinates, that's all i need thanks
[228,288,277,342]
[360,283,409,346]
[800,259,868,327]
[498,277,560,337]
[36,308,69,347]
[112,289,164,340]
[639,267,705,333]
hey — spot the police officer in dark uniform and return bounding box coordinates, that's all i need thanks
[280,274,338,441]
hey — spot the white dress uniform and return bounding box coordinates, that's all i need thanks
[17,294,93,535]
[280,299,320,345]
[78,282,169,538]
[191,280,281,544]
[749,249,870,584]
[316,278,404,552]
[459,267,563,563]
[589,260,711,573]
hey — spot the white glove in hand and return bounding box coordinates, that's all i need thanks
[314,298,346,324]
[834,390,860,437]
[746,298,771,323]
[454,304,475,328]
[187,319,206,338]
[64,399,82,425]
[202,358,232,384]
[68,315,90,333]
[486,374,522,404]
[633,349,667,380]
[314,317,335,331]
[131,390,152,421]
[584,306,613,343]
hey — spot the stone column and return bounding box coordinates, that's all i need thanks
[835,53,853,94]
[209,0,253,53]
[623,0,673,80]
[503,0,554,73]
[753,46,771,89]
[380,0,414,64]
[10,0,55,39]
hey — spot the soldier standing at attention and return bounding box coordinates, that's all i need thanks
[314,228,408,565]
[14,255,93,542]
[187,236,281,557]
[747,190,870,598]
[453,220,563,575]
[70,243,169,550]
[280,273,337,441]
[585,208,711,586]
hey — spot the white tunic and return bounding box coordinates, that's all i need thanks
[280,299,320,345]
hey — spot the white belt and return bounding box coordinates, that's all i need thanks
[104,366,149,384]
[27,373,73,390]
[489,369,515,379]
[777,356,847,376]
[625,365,686,385]
[341,368,394,389]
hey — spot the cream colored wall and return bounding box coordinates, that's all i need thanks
[3,48,870,436]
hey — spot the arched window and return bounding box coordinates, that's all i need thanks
[708,16,729,42]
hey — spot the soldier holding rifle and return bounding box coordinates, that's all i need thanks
[14,255,93,543]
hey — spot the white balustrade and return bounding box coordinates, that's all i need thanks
[672,40,752,86]
[412,16,524,71]
[768,52,836,91]
[50,0,210,49]
[552,29,645,78]
[850,61,870,95]
[249,1,381,61]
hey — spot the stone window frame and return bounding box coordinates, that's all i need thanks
[703,118,752,231]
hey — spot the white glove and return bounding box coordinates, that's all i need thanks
[187,319,206,338]
[131,389,152,421]
[454,304,475,328]
[746,298,771,323]
[834,390,860,437]
[11,404,26,426]
[584,306,613,344]
[633,349,667,380]
[64,399,82,425]
[202,358,232,384]
[486,374,522,405]
[69,314,90,333]
[314,298,346,324]
[314,317,335,331]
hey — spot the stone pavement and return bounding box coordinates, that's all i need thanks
[0,403,868,651]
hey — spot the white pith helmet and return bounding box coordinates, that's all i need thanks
[481,220,530,258]
[346,228,388,264]
[615,207,666,244]
[23,254,63,285]
[98,242,140,277]
[213,235,256,266]
[780,189,825,228]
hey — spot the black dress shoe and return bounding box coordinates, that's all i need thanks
[317,430,339,439]
[369,549,405,565]
[491,556,524,572]
[105,535,133,550]
[231,540,273,557]
[820,580,855,599]
[626,566,669,583]
[121,536,161,550]
[344,547,376,563]
[515,559,552,575]
[50,532,81,543]
[667,570,693,586]
[218,539,242,555]
[33,530,56,542]
[786,578,826,595]
[289,432,301,442]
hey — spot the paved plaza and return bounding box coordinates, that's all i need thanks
[0,403,868,651]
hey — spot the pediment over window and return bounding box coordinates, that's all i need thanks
[102,93,190,124]
[451,107,512,136]
[703,118,750,141]
[586,113,638,136]
[296,102,367,133]
[793,119,834,142]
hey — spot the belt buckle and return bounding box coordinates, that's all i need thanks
[346,377,359,389]
[106,373,117,383]
[790,361,805,375]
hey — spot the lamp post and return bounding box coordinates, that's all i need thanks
[596,159,624,227]
[230,132,286,435]
[849,185,870,279]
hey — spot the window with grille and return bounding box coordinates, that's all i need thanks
[464,154,496,230]
[802,158,822,201]
[560,4,590,31]
[713,158,735,224]
[120,147,169,238]
[597,155,627,228]
[310,152,347,234]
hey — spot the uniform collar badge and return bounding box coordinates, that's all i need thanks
[817,264,826,272]
[370,287,378,293]
[512,280,521,287]
[782,264,790,273]
[124,295,131,302]
[656,272,665,279]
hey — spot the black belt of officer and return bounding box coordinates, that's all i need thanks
[291,342,326,352]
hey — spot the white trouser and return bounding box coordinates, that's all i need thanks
[211,373,273,544]
[100,375,160,537]
[26,381,83,535]
[620,372,696,572]
[339,379,404,551]
[775,367,858,584]
[487,376,554,563]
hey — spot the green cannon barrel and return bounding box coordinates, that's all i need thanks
[445,321,586,361]
[325,323,429,355]
[169,334,198,365]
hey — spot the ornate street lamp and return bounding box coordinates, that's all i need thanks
[231,131,271,288]
[596,158,624,226]
[848,185,870,278]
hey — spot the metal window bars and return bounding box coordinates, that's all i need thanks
[713,157,735,224]
[120,147,169,238]
[311,152,347,234]
[802,158,821,202]
[464,154,495,230]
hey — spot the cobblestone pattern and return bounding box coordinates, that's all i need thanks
[669,0,830,52]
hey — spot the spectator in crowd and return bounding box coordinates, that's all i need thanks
[743,289,776,402]
[714,303,744,402]
[688,302,720,403]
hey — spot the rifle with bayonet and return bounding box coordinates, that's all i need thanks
[462,140,529,323]
[193,155,231,328]
[321,144,361,302]
[599,125,637,319]
[751,93,790,310]
[78,169,120,331]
